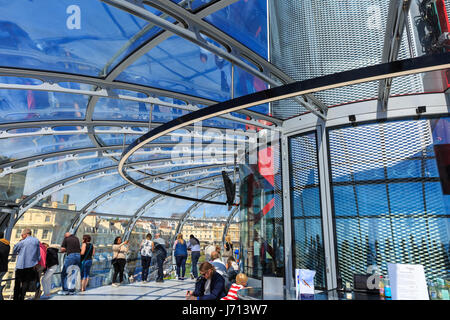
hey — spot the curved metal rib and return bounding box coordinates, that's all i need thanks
[118,52,450,206]
[16,161,235,222]
[122,174,228,240]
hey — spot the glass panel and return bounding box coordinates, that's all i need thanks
[0,88,89,123]
[0,134,95,161]
[4,208,79,299]
[22,157,116,197]
[0,0,164,77]
[117,35,232,102]
[75,215,130,287]
[233,67,269,115]
[329,117,450,288]
[289,132,326,289]
[170,0,215,12]
[204,0,268,59]
[47,172,142,211]
[239,139,284,281]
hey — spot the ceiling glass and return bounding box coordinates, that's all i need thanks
[203,0,268,59]
[0,0,167,77]
[0,87,90,124]
[0,133,95,160]
[116,35,232,102]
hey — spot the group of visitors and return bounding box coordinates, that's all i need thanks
[183,235,248,300]
[172,234,201,280]
[1,228,247,300]
[4,229,94,300]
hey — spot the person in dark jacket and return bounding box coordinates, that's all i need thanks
[41,243,59,298]
[0,231,10,301]
[186,262,226,300]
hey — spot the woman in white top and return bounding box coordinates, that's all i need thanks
[112,237,129,287]
[139,233,154,282]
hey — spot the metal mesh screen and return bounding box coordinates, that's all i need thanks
[328,118,450,288]
[269,0,425,119]
[289,132,326,288]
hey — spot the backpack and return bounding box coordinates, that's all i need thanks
[155,243,167,260]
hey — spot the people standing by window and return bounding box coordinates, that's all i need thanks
[12,228,40,300]
[153,233,167,283]
[80,235,95,292]
[139,233,153,282]
[34,241,47,299]
[40,243,59,299]
[187,234,201,279]
[204,241,215,262]
[112,237,128,287]
[58,232,81,295]
[173,234,188,280]
[223,235,233,264]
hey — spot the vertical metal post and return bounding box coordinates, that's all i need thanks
[280,134,293,291]
[316,121,338,290]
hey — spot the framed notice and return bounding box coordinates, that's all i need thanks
[387,263,429,300]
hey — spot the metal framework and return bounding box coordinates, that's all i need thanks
[378,0,413,110]
[118,53,450,204]
[122,174,227,240]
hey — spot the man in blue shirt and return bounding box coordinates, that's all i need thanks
[12,228,40,300]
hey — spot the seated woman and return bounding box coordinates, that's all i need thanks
[221,273,248,300]
[185,262,226,300]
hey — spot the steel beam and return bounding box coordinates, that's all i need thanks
[16,162,234,222]
[122,174,226,240]
[221,206,239,248]
[378,0,412,110]
[102,0,325,119]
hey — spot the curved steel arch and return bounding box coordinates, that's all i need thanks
[222,206,239,248]
[0,142,239,178]
[170,188,226,259]
[122,174,228,240]
[70,173,228,235]
[16,161,235,222]
[103,0,326,118]
[174,188,226,239]
[69,158,238,233]
[117,53,450,207]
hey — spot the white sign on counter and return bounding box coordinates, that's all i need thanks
[387,263,429,300]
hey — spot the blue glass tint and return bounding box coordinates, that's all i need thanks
[292,218,326,288]
[22,157,116,197]
[170,0,215,12]
[49,173,135,210]
[0,88,88,123]
[0,134,94,160]
[233,67,269,114]
[333,186,357,217]
[388,183,425,215]
[0,0,165,77]
[204,0,268,59]
[329,118,450,285]
[93,97,191,123]
[355,184,389,216]
[95,188,159,216]
[117,35,232,101]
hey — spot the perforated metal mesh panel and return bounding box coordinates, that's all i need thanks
[289,132,326,288]
[269,0,425,119]
[328,118,450,287]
